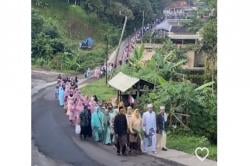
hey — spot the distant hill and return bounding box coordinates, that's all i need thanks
[32,0,168,72]
[32,0,121,72]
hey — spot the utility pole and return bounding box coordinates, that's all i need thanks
[115,16,128,68]
[141,10,145,44]
[150,30,154,49]
[105,34,109,84]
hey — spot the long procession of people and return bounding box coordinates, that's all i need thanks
[86,16,165,80]
[56,75,169,156]
[55,16,168,156]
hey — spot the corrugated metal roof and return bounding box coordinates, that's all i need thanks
[168,34,201,40]
[108,72,139,92]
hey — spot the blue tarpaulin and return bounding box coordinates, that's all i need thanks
[80,37,95,49]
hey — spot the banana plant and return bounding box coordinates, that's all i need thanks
[129,45,144,71]
[195,81,215,91]
[64,55,81,71]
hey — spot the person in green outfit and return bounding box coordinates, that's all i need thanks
[91,105,104,142]
[103,106,112,145]
[108,103,117,144]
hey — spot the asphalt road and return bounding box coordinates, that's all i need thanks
[32,82,175,166]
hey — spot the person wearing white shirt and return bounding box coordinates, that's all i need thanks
[142,104,157,154]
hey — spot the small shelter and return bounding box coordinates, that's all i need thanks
[108,72,155,107]
[80,37,95,49]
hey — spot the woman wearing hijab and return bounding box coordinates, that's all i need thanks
[91,105,105,142]
[67,92,75,125]
[87,107,92,138]
[130,109,143,154]
[75,94,84,125]
[83,96,92,138]
[80,106,91,140]
[108,104,117,144]
[58,85,65,107]
[71,91,79,125]
[126,106,133,153]
[103,107,112,145]
[89,100,96,113]
[63,84,70,113]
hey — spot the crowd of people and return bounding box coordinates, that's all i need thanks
[55,74,169,156]
[85,64,113,80]
[54,16,170,156]
[117,17,165,68]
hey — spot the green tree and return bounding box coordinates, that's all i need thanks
[200,19,217,82]
[138,80,217,143]
[83,0,104,14]
[191,82,217,144]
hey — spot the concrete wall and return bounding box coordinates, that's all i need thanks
[194,52,205,67]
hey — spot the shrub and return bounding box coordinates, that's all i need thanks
[190,87,217,144]
[138,81,217,144]
[48,53,65,70]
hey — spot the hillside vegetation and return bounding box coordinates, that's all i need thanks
[32,0,169,72]
[32,0,119,72]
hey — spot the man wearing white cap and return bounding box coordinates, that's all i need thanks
[156,106,168,151]
[142,103,157,154]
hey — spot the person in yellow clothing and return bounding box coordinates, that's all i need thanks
[126,106,133,153]
[129,109,143,154]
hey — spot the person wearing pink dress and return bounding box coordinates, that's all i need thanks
[67,93,75,125]
[82,95,89,108]
[75,95,84,125]
[97,68,101,79]
[64,85,70,112]
[94,68,100,79]
[89,100,97,113]
[71,92,80,125]
[82,95,87,104]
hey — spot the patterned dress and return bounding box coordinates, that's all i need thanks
[67,95,74,121]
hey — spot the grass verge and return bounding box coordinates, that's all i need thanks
[81,78,116,101]
[167,132,217,161]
